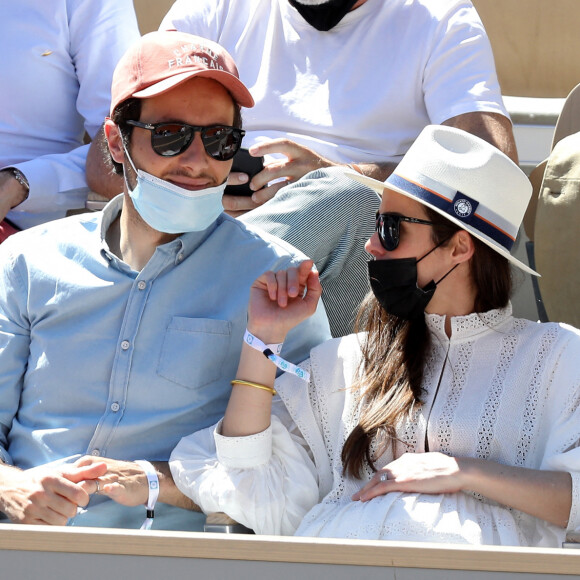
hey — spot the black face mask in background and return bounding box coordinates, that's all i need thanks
[289,0,360,31]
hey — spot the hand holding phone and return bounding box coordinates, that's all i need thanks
[225,148,264,196]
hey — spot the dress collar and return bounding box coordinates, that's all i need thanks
[425,304,514,344]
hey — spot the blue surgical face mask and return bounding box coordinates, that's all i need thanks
[122,145,226,234]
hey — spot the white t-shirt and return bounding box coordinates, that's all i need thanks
[0,0,140,229]
[161,0,508,164]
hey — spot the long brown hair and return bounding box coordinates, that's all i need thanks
[341,206,512,478]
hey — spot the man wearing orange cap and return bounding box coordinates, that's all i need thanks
[0,31,330,531]
[88,1,516,340]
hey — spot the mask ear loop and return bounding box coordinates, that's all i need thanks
[119,131,139,193]
[416,235,459,286]
[416,235,451,264]
[433,263,459,286]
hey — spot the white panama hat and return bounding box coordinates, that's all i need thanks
[348,125,539,276]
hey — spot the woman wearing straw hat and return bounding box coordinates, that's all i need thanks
[169,126,580,546]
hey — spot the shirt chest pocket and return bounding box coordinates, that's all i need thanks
[157,317,232,389]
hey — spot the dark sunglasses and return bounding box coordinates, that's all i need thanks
[375,212,435,251]
[126,120,245,161]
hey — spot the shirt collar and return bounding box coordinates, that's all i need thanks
[97,194,224,265]
[99,194,123,242]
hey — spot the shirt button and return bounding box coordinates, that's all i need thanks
[137,281,147,290]
[111,402,120,412]
[121,340,130,350]
[177,253,184,262]
[91,449,101,456]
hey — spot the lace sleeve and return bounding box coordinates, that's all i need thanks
[540,326,580,532]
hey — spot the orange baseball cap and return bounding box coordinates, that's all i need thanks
[110,30,254,115]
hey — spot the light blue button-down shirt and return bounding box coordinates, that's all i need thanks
[0,196,330,530]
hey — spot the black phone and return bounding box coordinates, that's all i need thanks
[225,148,264,196]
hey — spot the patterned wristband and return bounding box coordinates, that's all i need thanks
[135,460,159,530]
[243,329,309,381]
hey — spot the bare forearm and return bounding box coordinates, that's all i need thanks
[152,461,201,511]
[222,342,277,437]
[78,456,201,512]
[222,263,319,437]
[0,461,20,512]
[443,111,518,164]
[348,112,517,181]
[353,161,398,181]
[460,457,572,528]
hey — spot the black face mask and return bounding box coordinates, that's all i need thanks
[367,243,458,320]
[289,0,360,31]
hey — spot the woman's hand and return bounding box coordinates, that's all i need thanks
[352,452,465,502]
[352,452,572,528]
[247,259,322,343]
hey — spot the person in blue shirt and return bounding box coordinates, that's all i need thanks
[0,31,330,531]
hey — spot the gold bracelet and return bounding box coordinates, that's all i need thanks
[231,379,276,396]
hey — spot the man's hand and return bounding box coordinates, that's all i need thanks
[74,456,200,511]
[73,456,150,507]
[248,139,336,190]
[0,461,107,525]
[223,139,337,218]
[222,171,287,218]
[0,170,29,221]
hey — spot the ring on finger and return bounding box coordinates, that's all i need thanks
[379,473,388,483]
[95,479,101,494]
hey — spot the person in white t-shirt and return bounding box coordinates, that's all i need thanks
[88,0,517,338]
[0,0,140,234]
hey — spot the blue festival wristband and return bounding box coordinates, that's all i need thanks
[243,329,310,382]
[136,460,159,530]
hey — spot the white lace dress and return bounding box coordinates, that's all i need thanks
[170,306,580,546]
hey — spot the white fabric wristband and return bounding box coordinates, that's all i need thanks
[243,329,310,381]
[135,460,159,530]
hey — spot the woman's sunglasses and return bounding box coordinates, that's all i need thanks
[375,212,434,251]
[126,120,245,161]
